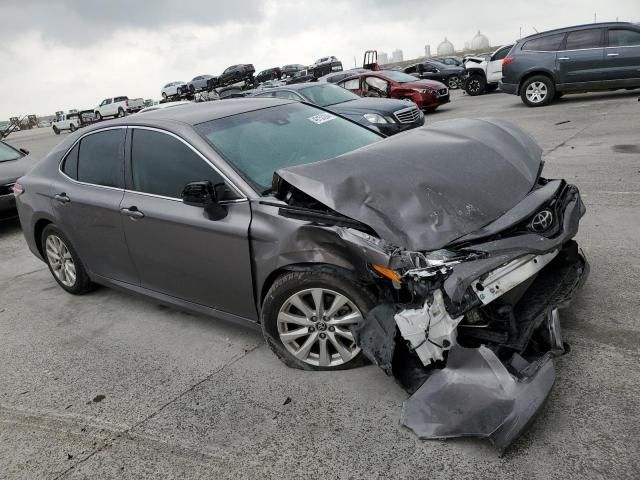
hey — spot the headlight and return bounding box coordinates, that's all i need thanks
[363,113,388,124]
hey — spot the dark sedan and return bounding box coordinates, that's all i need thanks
[403,60,464,89]
[252,83,424,135]
[1,141,36,219]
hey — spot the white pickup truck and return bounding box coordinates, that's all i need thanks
[94,96,145,120]
[51,113,80,135]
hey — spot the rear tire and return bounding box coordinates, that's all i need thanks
[447,75,459,89]
[465,74,486,96]
[41,225,95,295]
[520,75,555,107]
[117,108,125,118]
[261,270,375,371]
[69,124,76,132]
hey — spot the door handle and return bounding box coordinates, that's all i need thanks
[54,193,70,203]
[558,57,570,60]
[120,207,144,219]
[607,53,619,57]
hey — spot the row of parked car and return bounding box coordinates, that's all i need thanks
[427,21,640,107]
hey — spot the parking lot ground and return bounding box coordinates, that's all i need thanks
[2,90,640,479]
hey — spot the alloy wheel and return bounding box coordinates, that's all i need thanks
[277,288,363,367]
[45,235,76,287]
[526,81,548,104]
[448,76,459,89]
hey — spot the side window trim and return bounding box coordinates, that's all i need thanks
[126,126,246,202]
[58,126,128,192]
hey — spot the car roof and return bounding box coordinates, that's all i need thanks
[111,98,294,126]
[521,21,636,41]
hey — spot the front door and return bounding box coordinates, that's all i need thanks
[603,27,640,84]
[556,28,605,88]
[52,127,139,284]
[120,127,257,320]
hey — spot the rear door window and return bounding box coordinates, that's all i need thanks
[564,29,603,50]
[129,128,234,199]
[340,79,360,90]
[522,33,565,51]
[77,129,125,188]
[608,29,640,47]
[61,144,80,179]
[492,46,510,61]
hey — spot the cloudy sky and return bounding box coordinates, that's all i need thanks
[1,0,638,118]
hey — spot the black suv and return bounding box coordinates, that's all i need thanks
[501,22,640,107]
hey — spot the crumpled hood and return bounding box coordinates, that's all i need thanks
[276,118,542,251]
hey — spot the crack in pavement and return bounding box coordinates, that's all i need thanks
[51,343,263,479]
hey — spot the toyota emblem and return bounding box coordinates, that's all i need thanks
[530,210,553,233]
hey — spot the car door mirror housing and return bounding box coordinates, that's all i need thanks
[181,181,227,220]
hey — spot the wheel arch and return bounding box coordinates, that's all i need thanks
[517,69,556,95]
[465,68,486,79]
[259,262,367,316]
[33,217,54,258]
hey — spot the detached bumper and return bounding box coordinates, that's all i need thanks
[499,81,518,95]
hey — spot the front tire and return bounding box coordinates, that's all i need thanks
[53,126,60,135]
[521,75,555,107]
[261,270,375,371]
[465,74,486,96]
[95,111,102,121]
[41,225,94,295]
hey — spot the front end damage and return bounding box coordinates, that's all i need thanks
[352,183,588,453]
[271,119,589,452]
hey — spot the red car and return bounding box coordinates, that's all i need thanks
[338,70,450,112]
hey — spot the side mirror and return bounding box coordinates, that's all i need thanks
[181,181,227,220]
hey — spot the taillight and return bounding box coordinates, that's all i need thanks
[13,181,24,197]
[503,56,514,66]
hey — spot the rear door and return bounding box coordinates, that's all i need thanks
[603,27,640,84]
[53,127,139,284]
[556,28,605,88]
[120,127,257,319]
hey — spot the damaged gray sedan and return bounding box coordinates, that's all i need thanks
[15,98,588,452]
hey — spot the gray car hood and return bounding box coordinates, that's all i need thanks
[276,118,542,251]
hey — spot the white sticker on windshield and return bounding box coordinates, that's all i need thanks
[308,112,337,125]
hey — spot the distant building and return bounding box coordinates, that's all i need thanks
[424,44,431,57]
[391,49,404,63]
[378,51,389,65]
[437,37,455,56]
[470,30,490,50]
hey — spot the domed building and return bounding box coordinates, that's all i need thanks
[470,30,490,50]
[437,37,455,56]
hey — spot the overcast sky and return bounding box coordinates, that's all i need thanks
[1,0,638,118]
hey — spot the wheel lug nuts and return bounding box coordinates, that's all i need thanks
[329,326,335,332]
[309,327,315,332]
[319,333,326,339]
[311,316,317,322]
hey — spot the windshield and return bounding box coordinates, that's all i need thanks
[299,84,359,106]
[195,103,381,192]
[379,70,420,83]
[0,141,22,162]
